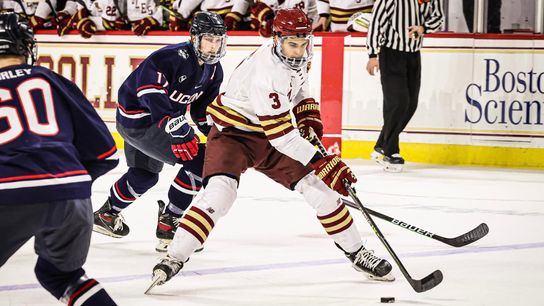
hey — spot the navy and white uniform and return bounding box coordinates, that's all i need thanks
[0,64,118,206]
[116,41,222,132]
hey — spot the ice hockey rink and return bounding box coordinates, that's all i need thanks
[1,157,543,306]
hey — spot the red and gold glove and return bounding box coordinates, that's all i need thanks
[132,16,159,36]
[30,15,48,29]
[76,17,96,38]
[311,155,357,196]
[55,11,74,36]
[224,11,242,30]
[250,2,274,37]
[293,98,323,140]
[169,16,188,31]
[102,18,130,31]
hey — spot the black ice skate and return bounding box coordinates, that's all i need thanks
[145,255,185,294]
[93,198,129,238]
[338,243,395,282]
[382,154,405,173]
[156,200,180,252]
[155,200,203,253]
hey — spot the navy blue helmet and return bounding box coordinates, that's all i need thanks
[0,12,37,64]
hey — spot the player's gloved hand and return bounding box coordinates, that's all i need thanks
[293,98,323,140]
[160,115,199,161]
[311,155,357,196]
[30,15,48,29]
[224,11,242,30]
[71,9,96,38]
[55,11,73,36]
[132,16,159,36]
[250,2,274,37]
[76,17,96,38]
[102,18,130,31]
[168,16,188,31]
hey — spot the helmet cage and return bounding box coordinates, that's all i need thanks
[193,33,227,64]
[274,34,313,70]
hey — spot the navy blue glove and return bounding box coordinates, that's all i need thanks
[159,115,199,161]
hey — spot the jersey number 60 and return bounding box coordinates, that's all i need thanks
[0,78,59,145]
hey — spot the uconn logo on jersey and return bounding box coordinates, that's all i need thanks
[169,90,203,104]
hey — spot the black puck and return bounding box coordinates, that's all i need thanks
[380,297,395,303]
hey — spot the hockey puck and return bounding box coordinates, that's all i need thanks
[380,297,395,303]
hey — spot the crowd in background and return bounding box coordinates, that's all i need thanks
[0,0,376,38]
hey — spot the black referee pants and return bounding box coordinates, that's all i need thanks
[375,47,421,157]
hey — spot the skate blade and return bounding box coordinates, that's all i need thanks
[366,272,396,282]
[92,225,123,238]
[383,164,403,173]
[145,271,167,294]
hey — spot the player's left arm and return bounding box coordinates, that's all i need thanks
[422,0,444,33]
[53,74,119,181]
[250,77,318,166]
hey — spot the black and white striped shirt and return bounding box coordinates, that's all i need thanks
[367,0,444,56]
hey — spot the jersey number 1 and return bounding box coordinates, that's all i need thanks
[0,78,59,145]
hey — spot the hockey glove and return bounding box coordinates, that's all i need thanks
[132,16,159,36]
[30,15,48,29]
[55,11,74,36]
[102,18,130,31]
[224,11,242,30]
[168,16,188,31]
[76,17,97,38]
[311,155,357,196]
[160,115,199,161]
[250,2,274,37]
[293,98,323,140]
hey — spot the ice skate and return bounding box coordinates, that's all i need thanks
[338,243,395,282]
[93,198,129,238]
[145,255,184,294]
[155,200,204,252]
[383,154,404,173]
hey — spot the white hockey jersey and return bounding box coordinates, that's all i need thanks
[98,0,162,23]
[1,0,39,15]
[258,0,318,25]
[207,41,318,165]
[173,0,235,19]
[317,0,374,32]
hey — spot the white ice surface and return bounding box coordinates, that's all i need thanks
[1,158,543,306]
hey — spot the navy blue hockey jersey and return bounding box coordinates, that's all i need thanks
[116,41,223,134]
[0,64,119,206]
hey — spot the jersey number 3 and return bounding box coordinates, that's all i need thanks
[269,93,281,109]
[0,78,59,145]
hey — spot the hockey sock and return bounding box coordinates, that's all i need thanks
[109,168,159,212]
[167,169,202,217]
[34,258,116,305]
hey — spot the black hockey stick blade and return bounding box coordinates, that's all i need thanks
[436,223,489,247]
[342,198,489,247]
[410,270,444,293]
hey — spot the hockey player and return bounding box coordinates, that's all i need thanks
[315,0,375,32]
[0,13,118,305]
[93,11,227,253]
[248,0,318,37]
[147,8,395,291]
[168,0,247,31]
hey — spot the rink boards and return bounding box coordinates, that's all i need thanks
[34,31,544,168]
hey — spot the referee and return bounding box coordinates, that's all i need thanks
[366,0,444,172]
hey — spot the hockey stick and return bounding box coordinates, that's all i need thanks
[342,198,489,247]
[311,134,443,292]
